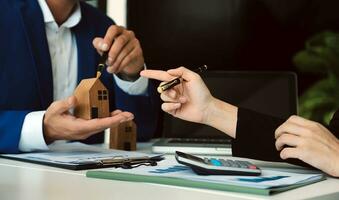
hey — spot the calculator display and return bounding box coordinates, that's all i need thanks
[175,151,205,163]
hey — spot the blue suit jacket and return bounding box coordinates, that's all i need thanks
[0,0,160,153]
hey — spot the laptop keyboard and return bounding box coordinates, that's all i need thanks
[168,138,231,144]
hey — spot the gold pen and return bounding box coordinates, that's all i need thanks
[157,65,208,93]
[96,51,109,78]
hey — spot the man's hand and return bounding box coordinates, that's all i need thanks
[275,115,339,177]
[43,96,134,143]
[92,25,144,78]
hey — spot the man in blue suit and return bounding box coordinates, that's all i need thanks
[0,0,159,153]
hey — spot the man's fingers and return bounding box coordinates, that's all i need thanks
[103,26,124,50]
[48,96,76,115]
[47,110,134,141]
[109,39,136,71]
[92,37,105,52]
[106,32,131,66]
[140,70,177,82]
[80,112,134,134]
[119,47,141,71]
[275,133,301,151]
[92,26,125,53]
[111,110,122,116]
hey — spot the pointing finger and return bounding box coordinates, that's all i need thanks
[140,70,177,82]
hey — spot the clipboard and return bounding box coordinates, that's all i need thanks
[0,142,163,170]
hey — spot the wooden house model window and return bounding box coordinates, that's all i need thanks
[98,90,108,101]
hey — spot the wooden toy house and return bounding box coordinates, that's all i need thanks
[73,74,110,120]
[110,121,137,151]
[74,70,137,151]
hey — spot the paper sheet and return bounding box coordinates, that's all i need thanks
[102,157,324,189]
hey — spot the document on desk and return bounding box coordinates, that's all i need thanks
[86,157,325,196]
[0,142,162,170]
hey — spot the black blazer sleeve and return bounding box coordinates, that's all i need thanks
[329,110,339,134]
[232,108,285,162]
[232,108,339,167]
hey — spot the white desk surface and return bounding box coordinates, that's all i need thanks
[0,142,338,200]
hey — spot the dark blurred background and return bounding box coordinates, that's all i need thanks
[126,0,339,94]
[92,0,339,131]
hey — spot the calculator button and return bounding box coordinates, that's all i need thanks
[227,160,240,168]
[219,159,231,167]
[248,165,257,169]
[235,161,247,168]
[243,161,253,166]
[210,159,222,166]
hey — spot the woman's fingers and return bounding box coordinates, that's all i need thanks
[140,70,177,82]
[160,89,187,103]
[286,115,317,127]
[167,66,196,82]
[275,133,301,151]
[275,121,311,139]
[161,102,181,113]
[280,147,302,160]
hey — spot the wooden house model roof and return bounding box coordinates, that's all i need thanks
[76,77,103,91]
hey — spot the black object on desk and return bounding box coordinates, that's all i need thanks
[0,153,164,170]
[0,143,164,170]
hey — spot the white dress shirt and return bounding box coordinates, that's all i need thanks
[18,0,148,152]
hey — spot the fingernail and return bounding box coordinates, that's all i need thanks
[67,97,73,105]
[107,57,113,65]
[106,66,115,74]
[101,43,108,51]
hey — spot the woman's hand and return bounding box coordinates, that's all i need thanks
[141,67,214,124]
[275,115,339,177]
[141,67,238,138]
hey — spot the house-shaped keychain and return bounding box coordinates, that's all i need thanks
[73,58,136,151]
[73,71,110,120]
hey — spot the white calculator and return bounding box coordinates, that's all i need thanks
[175,151,261,176]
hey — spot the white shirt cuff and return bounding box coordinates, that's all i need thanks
[113,64,149,95]
[113,75,149,95]
[19,111,49,152]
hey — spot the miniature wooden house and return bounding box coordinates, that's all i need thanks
[73,76,110,120]
[110,121,137,151]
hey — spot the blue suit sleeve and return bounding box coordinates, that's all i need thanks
[0,111,29,153]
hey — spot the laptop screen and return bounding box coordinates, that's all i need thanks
[162,71,298,139]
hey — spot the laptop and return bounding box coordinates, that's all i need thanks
[152,71,298,155]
